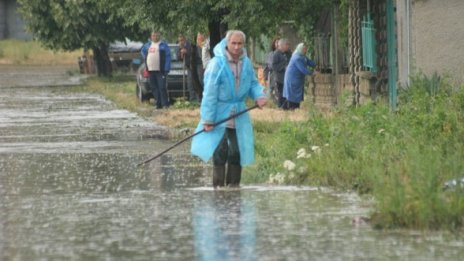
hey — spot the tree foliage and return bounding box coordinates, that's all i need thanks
[18,0,143,76]
[18,0,333,75]
[121,0,333,46]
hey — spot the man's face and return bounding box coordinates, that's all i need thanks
[178,37,186,46]
[280,42,290,52]
[227,33,244,58]
[284,43,290,52]
[196,34,205,46]
[151,32,160,42]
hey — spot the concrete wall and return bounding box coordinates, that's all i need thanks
[0,0,6,39]
[0,0,31,40]
[410,0,464,85]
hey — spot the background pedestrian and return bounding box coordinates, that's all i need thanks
[283,42,316,110]
[272,38,291,108]
[140,31,171,109]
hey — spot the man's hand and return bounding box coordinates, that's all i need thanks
[204,124,214,132]
[180,48,187,58]
[256,97,267,109]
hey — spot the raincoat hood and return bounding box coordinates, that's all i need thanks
[213,38,247,59]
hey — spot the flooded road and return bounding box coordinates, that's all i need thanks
[0,71,463,260]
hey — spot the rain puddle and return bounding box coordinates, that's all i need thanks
[0,85,463,260]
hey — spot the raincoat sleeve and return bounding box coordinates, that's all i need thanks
[199,57,222,124]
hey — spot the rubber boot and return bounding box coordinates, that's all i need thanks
[213,165,225,188]
[226,164,242,187]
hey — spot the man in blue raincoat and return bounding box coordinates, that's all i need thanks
[191,30,267,188]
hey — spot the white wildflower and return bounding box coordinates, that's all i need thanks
[297,148,307,159]
[311,145,321,154]
[297,166,307,174]
[283,160,296,171]
[378,129,385,134]
[288,172,295,180]
[268,172,285,184]
[268,175,276,184]
[324,143,329,147]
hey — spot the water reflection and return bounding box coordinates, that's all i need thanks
[194,190,256,261]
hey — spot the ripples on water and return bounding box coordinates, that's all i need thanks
[1,87,463,260]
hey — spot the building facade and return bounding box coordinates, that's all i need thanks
[312,0,464,111]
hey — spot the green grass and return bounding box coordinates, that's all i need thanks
[0,39,81,65]
[246,73,464,230]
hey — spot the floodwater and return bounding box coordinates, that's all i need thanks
[0,68,463,260]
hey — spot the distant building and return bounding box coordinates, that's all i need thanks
[309,0,464,111]
[0,0,31,40]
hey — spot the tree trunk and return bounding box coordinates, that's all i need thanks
[208,11,228,58]
[92,44,112,77]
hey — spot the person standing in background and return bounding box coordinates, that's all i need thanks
[263,37,280,88]
[140,31,171,109]
[283,42,316,110]
[193,33,206,100]
[178,34,198,102]
[202,35,211,69]
[271,38,291,108]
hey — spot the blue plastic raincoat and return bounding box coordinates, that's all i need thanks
[191,39,265,166]
[283,54,316,103]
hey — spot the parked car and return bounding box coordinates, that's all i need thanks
[136,43,189,103]
[108,39,143,70]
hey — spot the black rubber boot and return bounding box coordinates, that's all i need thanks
[226,164,242,187]
[213,165,225,188]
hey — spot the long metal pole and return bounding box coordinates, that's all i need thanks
[138,104,259,166]
[182,57,186,98]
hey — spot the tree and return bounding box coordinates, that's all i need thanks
[18,0,143,76]
[123,0,333,51]
[18,0,333,76]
